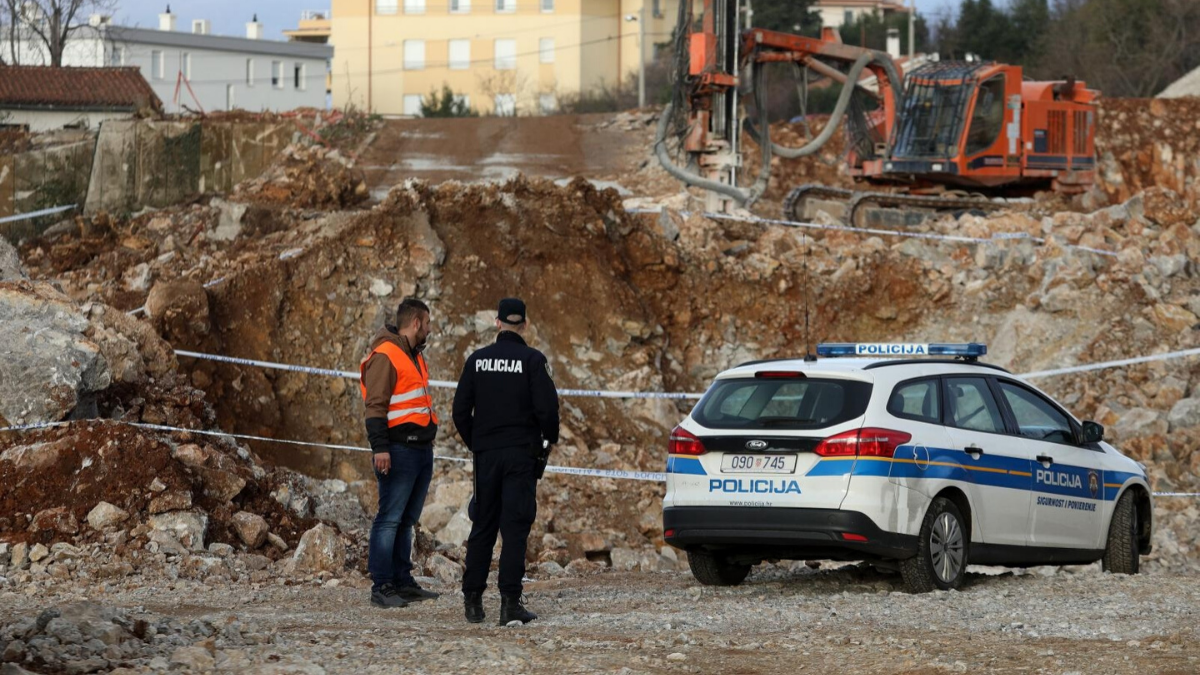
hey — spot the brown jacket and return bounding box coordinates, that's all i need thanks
[362,325,438,451]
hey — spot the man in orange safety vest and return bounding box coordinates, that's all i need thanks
[361,297,441,608]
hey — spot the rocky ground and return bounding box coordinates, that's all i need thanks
[1,564,1197,674]
[3,100,1200,672]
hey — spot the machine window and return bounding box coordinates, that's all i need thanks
[944,377,1004,433]
[997,381,1075,445]
[965,76,1006,156]
[888,379,940,423]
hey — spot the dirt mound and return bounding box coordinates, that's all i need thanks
[232,145,369,211]
[1095,98,1200,205]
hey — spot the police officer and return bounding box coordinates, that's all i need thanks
[453,297,559,625]
[361,298,441,608]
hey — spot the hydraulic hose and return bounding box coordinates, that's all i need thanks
[654,103,754,205]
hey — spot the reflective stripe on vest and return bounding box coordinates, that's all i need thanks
[360,341,438,428]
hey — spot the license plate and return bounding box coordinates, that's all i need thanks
[720,454,797,474]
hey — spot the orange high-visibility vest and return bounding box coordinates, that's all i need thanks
[360,342,438,428]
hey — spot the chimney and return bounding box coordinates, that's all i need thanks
[159,5,176,32]
[246,14,263,40]
[192,19,211,35]
[886,27,901,59]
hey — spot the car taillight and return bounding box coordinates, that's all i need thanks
[668,425,707,456]
[813,427,912,458]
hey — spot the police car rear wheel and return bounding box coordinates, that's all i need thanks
[688,550,752,586]
[900,497,968,593]
[1102,491,1140,575]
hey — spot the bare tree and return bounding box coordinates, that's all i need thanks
[2,0,118,67]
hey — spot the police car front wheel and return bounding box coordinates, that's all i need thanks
[900,497,968,593]
[1101,491,1140,575]
[688,550,752,586]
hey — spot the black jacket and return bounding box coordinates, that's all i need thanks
[452,331,560,453]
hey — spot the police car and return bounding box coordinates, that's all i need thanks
[663,343,1153,592]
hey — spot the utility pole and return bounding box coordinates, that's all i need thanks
[908,0,915,59]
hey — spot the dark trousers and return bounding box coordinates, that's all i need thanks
[368,443,433,591]
[462,445,538,597]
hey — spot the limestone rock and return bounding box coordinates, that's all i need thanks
[232,511,269,549]
[86,502,129,531]
[148,490,192,514]
[427,553,463,584]
[1113,408,1169,440]
[0,236,25,281]
[290,524,345,574]
[29,507,79,535]
[438,508,474,547]
[145,279,210,343]
[0,281,109,425]
[148,511,208,551]
[610,548,641,571]
[420,503,453,533]
[83,302,178,384]
[1167,397,1200,431]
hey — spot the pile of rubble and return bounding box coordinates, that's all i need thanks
[232,145,369,211]
[1095,98,1200,205]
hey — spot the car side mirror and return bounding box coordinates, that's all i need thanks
[1082,421,1104,444]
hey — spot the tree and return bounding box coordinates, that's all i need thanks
[419,85,478,118]
[752,0,821,36]
[3,0,117,67]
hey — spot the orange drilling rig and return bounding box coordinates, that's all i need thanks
[655,0,1100,226]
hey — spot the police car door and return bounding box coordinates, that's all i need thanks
[993,380,1104,549]
[940,376,1033,547]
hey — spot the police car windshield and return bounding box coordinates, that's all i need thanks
[693,378,872,430]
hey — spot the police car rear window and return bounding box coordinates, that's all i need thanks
[693,378,871,430]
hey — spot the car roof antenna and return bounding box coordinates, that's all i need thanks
[803,231,817,362]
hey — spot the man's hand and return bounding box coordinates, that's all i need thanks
[374,452,391,475]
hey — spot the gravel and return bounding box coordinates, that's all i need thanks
[2,563,1197,673]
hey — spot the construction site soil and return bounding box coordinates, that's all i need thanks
[3,99,1200,673]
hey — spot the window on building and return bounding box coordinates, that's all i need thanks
[226,84,236,111]
[404,0,425,14]
[108,46,124,66]
[494,93,516,116]
[294,63,306,90]
[541,0,553,11]
[404,40,426,70]
[652,0,661,18]
[453,94,470,110]
[181,52,191,80]
[539,93,556,114]
[403,94,423,116]
[495,0,516,13]
[494,39,516,69]
[539,37,554,63]
[272,60,283,88]
[844,10,853,25]
[376,0,399,14]
[449,39,471,70]
[246,59,254,86]
[450,0,470,12]
[151,50,163,80]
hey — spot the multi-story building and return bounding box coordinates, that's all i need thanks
[329,0,683,116]
[814,0,911,29]
[4,9,332,115]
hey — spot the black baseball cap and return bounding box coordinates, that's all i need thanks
[497,297,527,325]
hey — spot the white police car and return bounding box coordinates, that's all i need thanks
[663,343,1153,592]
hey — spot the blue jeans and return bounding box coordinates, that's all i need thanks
[368,443,433,590]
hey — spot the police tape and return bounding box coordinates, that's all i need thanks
[172,350,705,400]
[1018,348,1200,380]
[0,204,76,225]
[0,419,665,483]
[627,208,1120,258]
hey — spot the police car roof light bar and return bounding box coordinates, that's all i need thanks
[816,343,988,361]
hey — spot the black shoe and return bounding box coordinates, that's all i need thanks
[498,594,537,626]
[397,583,440,602]
[464,591,485,624]
[370,583,409,608]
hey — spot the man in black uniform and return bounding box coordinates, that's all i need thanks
[453,297,559,625]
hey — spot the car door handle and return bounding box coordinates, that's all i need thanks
[1036,454,1054,464]
[964,445,984,457]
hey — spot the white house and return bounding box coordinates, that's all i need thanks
[5,9,333,114]
[0,66,162,132]
[815,0,911,29]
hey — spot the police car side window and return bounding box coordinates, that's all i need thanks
[944,377,1004,433]
[996,381,1075,445]
[887,379,940,424]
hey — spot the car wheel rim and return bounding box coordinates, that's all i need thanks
[930,512,964,584]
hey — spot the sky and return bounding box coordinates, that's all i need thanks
[111,0,960,42]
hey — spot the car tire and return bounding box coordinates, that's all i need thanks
[688,550,751,586]
[1102,491,1140,575]
[900,497,968,593]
